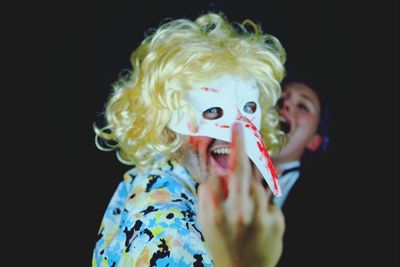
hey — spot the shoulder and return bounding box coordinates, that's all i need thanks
[93,159,211,266]
[95,182,210,266]
[123,159,198,206]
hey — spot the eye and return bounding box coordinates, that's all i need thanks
[202,107,223,120]
[297,103,310,112]
[243,101,257,114]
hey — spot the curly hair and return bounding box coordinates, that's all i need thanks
[95,12,287,170]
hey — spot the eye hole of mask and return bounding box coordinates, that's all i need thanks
[202,107,224,120]
[243,101,257,114]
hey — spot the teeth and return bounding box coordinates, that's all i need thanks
[211,147,231,155]
[279,116,286,123]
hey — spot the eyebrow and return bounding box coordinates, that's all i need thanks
[298,92,321,114]
[299,93,317,105]
[300,93,312,101]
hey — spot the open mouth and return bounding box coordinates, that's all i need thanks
[209,142,231,170]
[279,116,291,134]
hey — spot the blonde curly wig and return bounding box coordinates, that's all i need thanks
[95,12,287,170]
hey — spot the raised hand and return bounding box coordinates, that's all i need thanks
[198,123,285,267]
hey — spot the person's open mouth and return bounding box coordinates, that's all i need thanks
[208,140,231,171]
[279,116,291,134]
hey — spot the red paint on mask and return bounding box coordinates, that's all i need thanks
[235,109,279,193]
[256,141,279,191]
[201,87,219,93]
[214,122,230,129]
[253,131,261,139]
[187,122,199,133]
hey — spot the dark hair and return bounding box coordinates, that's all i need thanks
[281,71,330,163]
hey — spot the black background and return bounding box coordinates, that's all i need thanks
[9,1,397,266]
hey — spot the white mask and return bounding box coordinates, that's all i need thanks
[169,74,281,197]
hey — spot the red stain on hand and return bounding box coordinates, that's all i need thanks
[220,175,229,199]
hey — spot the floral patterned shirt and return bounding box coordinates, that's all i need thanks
[92,157,213,266]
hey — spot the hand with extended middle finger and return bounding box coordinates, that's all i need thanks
[198,123,285,267]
